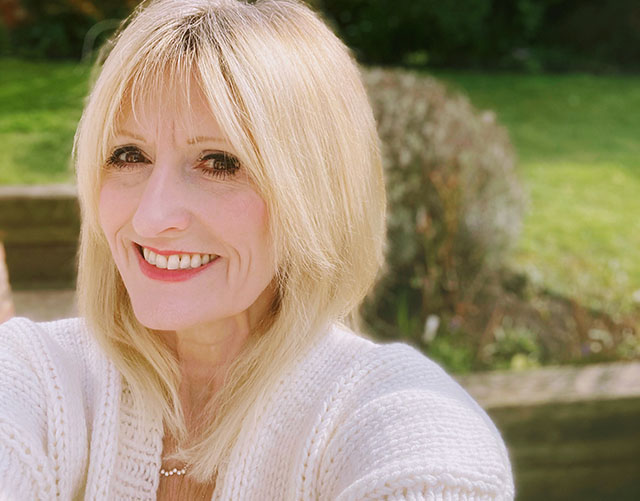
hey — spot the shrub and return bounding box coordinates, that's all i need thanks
[315,0,640,72]
[2,0,134,59]
[316,0,546,68]
[361,68,524,346]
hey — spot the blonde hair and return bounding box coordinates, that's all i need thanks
[74,0,385,482]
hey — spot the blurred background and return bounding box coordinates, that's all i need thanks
[1,1,639,499]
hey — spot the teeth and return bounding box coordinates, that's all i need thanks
[140,246,216,270]
[167,255,180,270]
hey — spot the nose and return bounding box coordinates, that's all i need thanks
[131,160,191,238]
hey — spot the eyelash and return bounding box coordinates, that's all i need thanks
[197,152,241,179]
[105,146,241,180]
[106,145,150,170]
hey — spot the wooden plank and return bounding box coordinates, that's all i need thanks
[0,185,80,288]
[4,244,77,289]
[456,363,640,501]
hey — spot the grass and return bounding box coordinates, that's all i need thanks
[433,71,640,315]
[0,58,90,184]
[1,57,639,317]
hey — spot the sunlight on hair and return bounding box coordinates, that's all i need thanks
[73,0,385,482]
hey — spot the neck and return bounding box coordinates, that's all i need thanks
[156,285,276,430]
[159,317,251,422]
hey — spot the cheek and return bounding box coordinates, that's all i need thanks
[98,182,135,245]
[231,193,270,247]
[200,188,270,243]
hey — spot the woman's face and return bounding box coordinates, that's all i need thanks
[98,88,276,333]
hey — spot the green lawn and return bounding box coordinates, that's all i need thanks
[433,71,640,314]
[1,58,639,315]
[0,58,90,184]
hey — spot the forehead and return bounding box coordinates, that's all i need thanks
[114,76,225,142]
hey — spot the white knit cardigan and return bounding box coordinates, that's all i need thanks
[0,317,514,500]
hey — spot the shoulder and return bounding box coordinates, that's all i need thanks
[1,315,93,354]
[0,315,115,422]
[0,315,115,420]
[0,316,108,381]
[317,324,498,418]
[0,317,117,498]
[310,325,515,500]
[0,316,85,378]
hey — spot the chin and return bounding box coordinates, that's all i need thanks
[129,301,191,331]
[128,297,234,333]
[136,317,181,332]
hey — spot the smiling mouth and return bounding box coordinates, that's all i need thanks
[136,244,219,270]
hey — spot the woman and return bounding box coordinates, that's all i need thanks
[0,0,514,499]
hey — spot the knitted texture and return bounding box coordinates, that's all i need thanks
[0,317,514,500]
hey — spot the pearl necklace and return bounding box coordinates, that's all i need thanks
[160,465,188,477]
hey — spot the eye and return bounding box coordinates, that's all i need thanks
[106,145,151,169]
[198,151,241,179]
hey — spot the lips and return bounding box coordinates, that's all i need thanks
[134,244,219,282]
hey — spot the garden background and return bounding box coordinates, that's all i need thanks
[1,1,640,499]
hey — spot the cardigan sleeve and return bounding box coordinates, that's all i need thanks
[317,343,515,501]
[0,317,88,500]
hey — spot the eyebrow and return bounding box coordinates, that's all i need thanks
[113,129,145,142]
[187,135,229,145]
[112,131,228,145]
